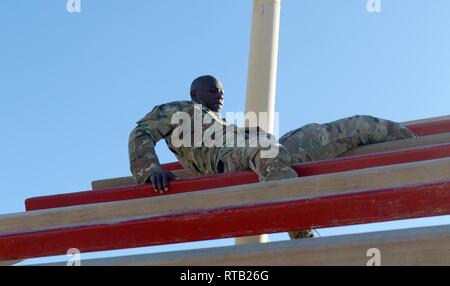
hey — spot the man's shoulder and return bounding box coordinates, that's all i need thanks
[152,100,197,113]
[137,100,197,123]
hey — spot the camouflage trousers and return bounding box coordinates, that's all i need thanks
[216,115,415,181]
[215,141,298,182]
[278,115,416,239]
[279,115,415,164]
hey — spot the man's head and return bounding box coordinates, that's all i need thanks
[190,75,224,112]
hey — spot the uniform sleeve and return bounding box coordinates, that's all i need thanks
[128,104,178,184]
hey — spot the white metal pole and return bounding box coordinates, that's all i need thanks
[235,0,281,245]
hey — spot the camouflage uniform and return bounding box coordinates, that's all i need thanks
[279,115,416,239]
[128,101,297,185]
[279,115,415,164]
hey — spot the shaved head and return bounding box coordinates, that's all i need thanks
[190,75,224,112]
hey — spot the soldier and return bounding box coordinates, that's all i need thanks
[128,75,416,239]
[128,75,297,192]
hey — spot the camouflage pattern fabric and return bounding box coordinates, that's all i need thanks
[289,229,315,239]
[279,115,416,164]
[215,142,297,182]
[128,100,297,185]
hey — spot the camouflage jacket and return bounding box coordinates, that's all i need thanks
[128,100,275,184]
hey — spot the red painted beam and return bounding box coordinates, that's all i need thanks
[406,119,450,137]
[25,143,450,211]
[161,162,182,171]
[4,180,450,261]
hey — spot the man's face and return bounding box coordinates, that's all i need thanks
[192,78,224,112]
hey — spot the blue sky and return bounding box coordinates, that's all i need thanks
[1,0,449,264]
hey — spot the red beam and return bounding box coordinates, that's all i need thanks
[4,180,450,261]
[161,162,182,171]
[406,119,450,137]
[25,143,450,211]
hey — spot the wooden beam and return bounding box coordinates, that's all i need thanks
[91,168,191,190]
[91,162,185,190]
[406,119,450,136]
[402,114,450,125]
[91,176,136,190]
[26,142,450,211]
[35,225,450,266]
[3,179,450,261]
[339,132,450,157]
[0,260,22,266]
[1,157,449,235]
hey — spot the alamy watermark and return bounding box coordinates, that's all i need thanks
[66,248,81,266]
[366,248,381,266]
[367,0,382,13]
[64,247,382,266]
[170,105,280,159]
[67,0,81,13]
[66,1,381,14]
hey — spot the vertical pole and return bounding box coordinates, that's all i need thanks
[235,0,281,245]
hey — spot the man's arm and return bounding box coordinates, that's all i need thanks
[128,127,163,185]
[128,104,179,190]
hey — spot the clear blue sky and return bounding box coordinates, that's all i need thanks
[1,0,449,264]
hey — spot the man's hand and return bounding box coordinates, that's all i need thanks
[148,171,178,193]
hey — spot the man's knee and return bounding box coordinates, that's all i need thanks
[343,114,381,128]
[347,114,375,121]
[252,145,298,182]
[344,115,415,141]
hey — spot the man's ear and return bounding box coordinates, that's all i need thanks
[190,91,197,101]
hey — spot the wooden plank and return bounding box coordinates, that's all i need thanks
[339,132,450,157]
[2,157,449,236]
[91,162,186,190]
[0,260,22,266]
[90,169,192,190]
[3,179,450,261]
[26,143,450,211]
[402,114,450,125]
[35,225,450,266]
[159,162,183,171]
[406,119,450,136]
[91,176,136,190]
